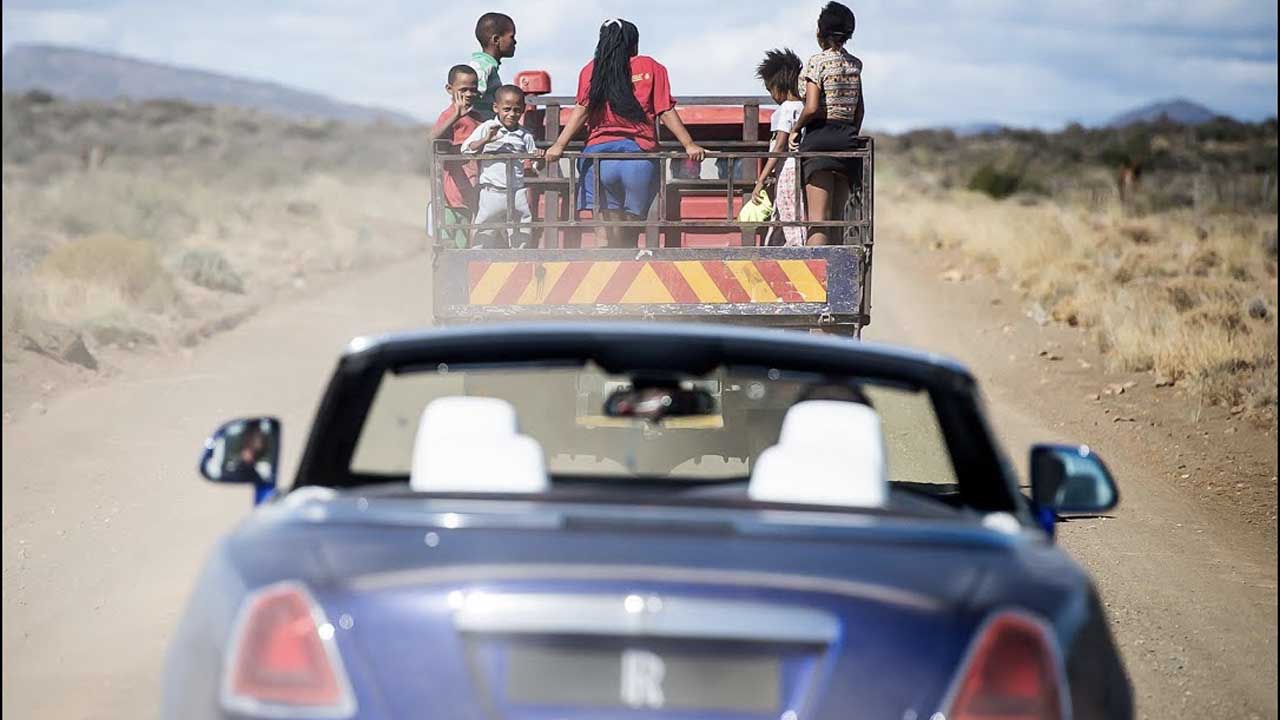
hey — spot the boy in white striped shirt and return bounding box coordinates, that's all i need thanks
[462,84,544,248]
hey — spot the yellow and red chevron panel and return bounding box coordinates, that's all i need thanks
[466,259,828,306]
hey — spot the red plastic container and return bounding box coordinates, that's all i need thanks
[513,70,551,96]
[677,192,748,247]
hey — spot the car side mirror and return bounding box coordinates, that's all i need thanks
[199,417,281,505]
[1029,443,1119,516]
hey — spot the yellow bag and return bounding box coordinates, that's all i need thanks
[737,193,773,224]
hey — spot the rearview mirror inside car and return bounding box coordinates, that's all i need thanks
[603,379,717,422]
[1029,443,1119,516]
[199,417,281,504]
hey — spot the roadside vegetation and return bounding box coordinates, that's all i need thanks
[4,90,1276,424]
[878,118,1278,421]
[2,90,428,373]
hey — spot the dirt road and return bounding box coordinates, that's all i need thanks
[2,241,1276,719]
[868,241,1277,719]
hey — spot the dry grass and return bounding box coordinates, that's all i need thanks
[6,91,1275,421]
[879,166,1279,415]
[40,234,174,301]
[2,92,429,366]
[19,234,181,339]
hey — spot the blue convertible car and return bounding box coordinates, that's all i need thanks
[163,323,1132,720]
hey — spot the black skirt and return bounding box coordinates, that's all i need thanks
[798,120,863,185]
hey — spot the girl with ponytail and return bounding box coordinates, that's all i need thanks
[546,18,705,247]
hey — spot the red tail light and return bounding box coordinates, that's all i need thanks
[943,611,1067,720]
[221,581,357,718]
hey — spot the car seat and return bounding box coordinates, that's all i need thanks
[748,400,888,508]
[409,396,548,493]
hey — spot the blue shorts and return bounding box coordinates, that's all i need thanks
[577,139,659,218]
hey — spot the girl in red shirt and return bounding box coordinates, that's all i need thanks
[545,18,705,247]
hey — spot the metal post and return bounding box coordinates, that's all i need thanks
[743,102,759,182]
[861,142,875,328]
[542,102,562,249]
[430,144,445,247]
[795,151,804,244]
[544,103,562,167]
[567,153,577,219]
[505,158,516,248]
[566,153,579,249]
[726,158,734,222]
[658,155,669,247]
[866,140,875,247]
[645,156,661,247]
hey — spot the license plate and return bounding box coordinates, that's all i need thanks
[503,644,780,712]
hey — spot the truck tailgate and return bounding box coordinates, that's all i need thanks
[433,246,867,327]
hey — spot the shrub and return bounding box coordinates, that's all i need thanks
[967,164,1023,199]
[22,89,56,104]
[1195,116,1253,143]
[140,98,203,126]
[40,175,200,245]
[1119,224,1156,244]
[178,248,245,294]
[38,234,172,302]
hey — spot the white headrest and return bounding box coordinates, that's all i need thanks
[410,396,548,493]
[748,401,888,507]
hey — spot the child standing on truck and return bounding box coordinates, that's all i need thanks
[462,85,544,248]
[430,64,485,248]
[750,49,806,247]
[789,1,865,246]
[544,18,706,248]
[468,12,518,120]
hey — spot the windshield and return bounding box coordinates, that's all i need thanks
[350,362,957,488]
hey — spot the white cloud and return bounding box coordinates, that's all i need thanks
[2,8,113,48]
[266,12,367,43]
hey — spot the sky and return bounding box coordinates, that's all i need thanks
[2,0,1277,132]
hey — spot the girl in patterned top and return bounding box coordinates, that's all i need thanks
[789,1,865,245]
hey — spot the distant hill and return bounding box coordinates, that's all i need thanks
[1,44,419,126]
[951,122,1004,137]
[890,121,1004,136]
[1106,99,1222,128]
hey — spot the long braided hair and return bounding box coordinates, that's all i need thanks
[587,18,646,124]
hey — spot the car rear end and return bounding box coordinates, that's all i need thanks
[176,498,1096,720]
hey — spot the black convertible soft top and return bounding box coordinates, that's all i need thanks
[339,321,975,389]
[292,322,1024,515]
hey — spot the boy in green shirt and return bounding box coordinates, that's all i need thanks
[468,12,518,120]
